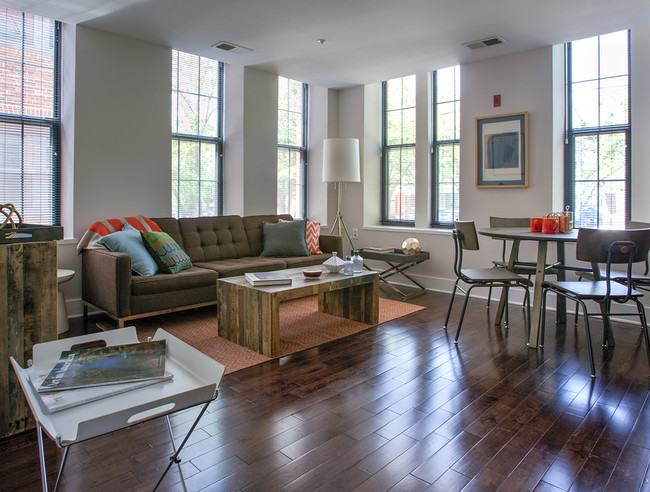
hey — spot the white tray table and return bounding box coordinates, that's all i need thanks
[10,326,226,491]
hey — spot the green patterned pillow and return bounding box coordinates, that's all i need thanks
[140,231,192,274]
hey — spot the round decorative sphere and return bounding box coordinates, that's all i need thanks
[0,203,22,239]
[402,237,421,255]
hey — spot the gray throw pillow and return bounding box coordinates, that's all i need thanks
[260,219,310,257]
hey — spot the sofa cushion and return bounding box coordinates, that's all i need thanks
[260,219,310,257]
[140,230,192,274]
[97,224,159,276]
[242,214,293,256]
[280,218,322,254]
[131,266,217,296]
[194,257,287,278]
[179,215,251,262]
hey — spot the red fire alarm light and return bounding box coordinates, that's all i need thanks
[493,94,501,107]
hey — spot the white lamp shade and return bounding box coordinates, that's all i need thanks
[322,138,360,183]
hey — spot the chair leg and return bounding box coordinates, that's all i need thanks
[443,280,460,330]
[580,301,597,378]
[574,301,579,326]
[504,286,510,328]
[487,286,492,309]
[523,275,532,309]
[634,299,650,372]
[454,287,474,344]
[602,300,612,347]
[540,288,548,347]
[525,286,531,342]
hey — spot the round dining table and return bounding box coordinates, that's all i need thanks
[478,227,584,348]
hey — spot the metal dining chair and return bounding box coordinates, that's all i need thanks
[540,227,650,378]
[570,221,650,325]
[444,221,532,343]
[574,221,650,289]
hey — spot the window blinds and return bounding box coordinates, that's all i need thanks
[0,8,60,225]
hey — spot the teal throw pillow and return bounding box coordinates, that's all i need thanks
[140,230,192,274]
[260,219,310,257]
[97,223,159,276]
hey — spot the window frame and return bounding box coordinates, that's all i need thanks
[277,77,309,219]
[431,66,460,228]
[0,11,61,226]
[171,51,224,218]
[381,76,416,226]
[564,30,631,228]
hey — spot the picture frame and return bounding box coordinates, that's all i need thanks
[475,112,528,188]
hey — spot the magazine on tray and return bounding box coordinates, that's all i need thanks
[244,271,292,286]
[29,370,173,412]
[35,339,169,393]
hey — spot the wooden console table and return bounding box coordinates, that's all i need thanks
[359,248,430,298]
[1,239,58,439]
[217,267,379,357]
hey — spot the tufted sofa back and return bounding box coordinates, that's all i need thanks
[152,214,294,262]
[242,214,293,256]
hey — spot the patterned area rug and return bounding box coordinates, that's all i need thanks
[99,296,424,374]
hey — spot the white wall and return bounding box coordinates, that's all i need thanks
[306,86,332,225]
[57,26,173,318]
[242,68,278,215]
[72,26,172,238]
[631,25,650,222]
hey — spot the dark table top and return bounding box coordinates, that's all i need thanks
[359,248,430,263]
[478,227,579,242]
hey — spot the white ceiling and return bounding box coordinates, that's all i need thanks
[6,0,650,88]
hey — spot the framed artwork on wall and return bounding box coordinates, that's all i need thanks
[476,112,528,188]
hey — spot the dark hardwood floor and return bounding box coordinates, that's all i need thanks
[3,288,650,491]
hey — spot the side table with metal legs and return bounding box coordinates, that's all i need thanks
[359,248,430,298]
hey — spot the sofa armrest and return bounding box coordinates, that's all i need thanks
[82,249,133,318]
[319,234,343,254]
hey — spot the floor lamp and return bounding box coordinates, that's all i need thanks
[322,138,360,252]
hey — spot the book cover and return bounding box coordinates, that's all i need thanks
[245,271,292,286]
[364,246,396,252]
[37,340,167,392]
[29,370,173,413]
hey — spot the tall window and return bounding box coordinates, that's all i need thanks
[432,65,460,226]
[565,30,630,228]
[171,50,223,218]
[0,9,60,225]
[382,75,416,224]
[277,76,308,218]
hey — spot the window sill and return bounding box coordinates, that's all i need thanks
[362,225,451,236]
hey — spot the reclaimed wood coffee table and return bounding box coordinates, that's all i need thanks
[217,267,379,357]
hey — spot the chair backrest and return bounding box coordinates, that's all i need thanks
[627,221,650,274]
[576,228,650,264]
[489,216,531,228]
[489,216,530,261]
[627,221,650,230]
[454,221,479,251]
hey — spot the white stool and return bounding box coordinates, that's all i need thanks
[57,269,75,335]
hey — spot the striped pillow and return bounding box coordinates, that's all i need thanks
[279,219,322,254]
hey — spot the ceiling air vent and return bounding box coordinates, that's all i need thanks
[463,36,506,50]
[212,41,253,55]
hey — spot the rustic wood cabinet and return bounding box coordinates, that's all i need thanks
[1,241,57,438]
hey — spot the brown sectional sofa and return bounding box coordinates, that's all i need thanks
[82,214,342,327]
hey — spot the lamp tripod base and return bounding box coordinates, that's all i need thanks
[329,211,356,254]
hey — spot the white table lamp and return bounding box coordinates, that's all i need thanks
[322,138,360,250]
